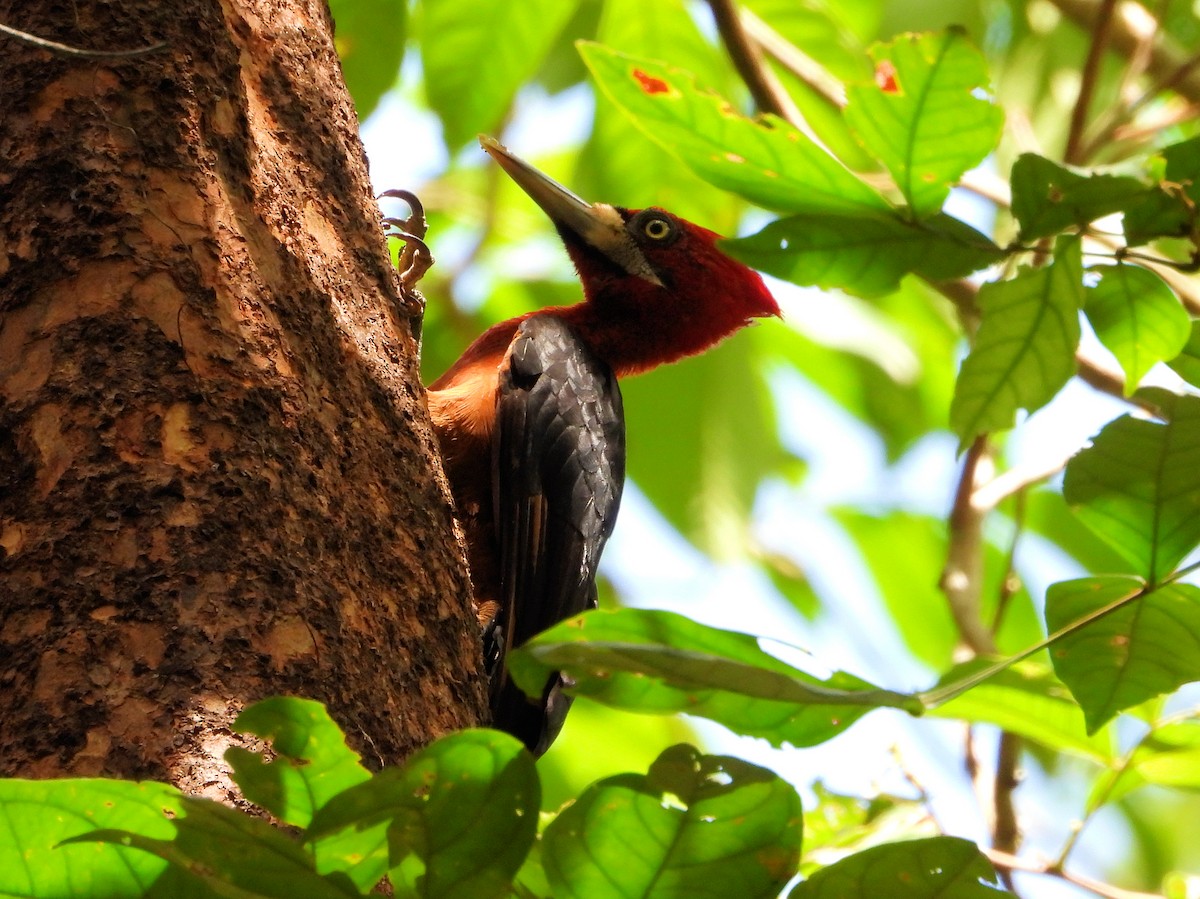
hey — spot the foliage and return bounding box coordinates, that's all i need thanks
[9,0,1200,897]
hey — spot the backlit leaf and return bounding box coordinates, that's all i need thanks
[68,797,357,899]
[790,836,1006,897]
[722,211,1002,299]
[1046,576,1200,732]
[1097,720,1200,806]
[543,744,802,899]
[0,779,189,898]
[928,661,1113,762]
[580,42,890,215]
[844,29,1003,217]
[1166,319,1200,388]
[421,0,578,148]
[1085,264,1189,394]
[329,0,406,120]
[950,237,1084,449]
[307,730,540,899]
[508,608,923,748]
[227,697,371,829]
[1063,392,1200,583]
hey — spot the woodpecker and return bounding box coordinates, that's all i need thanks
[416,137,779,755]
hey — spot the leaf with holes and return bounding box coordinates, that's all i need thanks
[721,211,1003,299]
[1063,392,1200,583]
[790,836,1005,897]
[1045,576,1200,732]
[580,42,890,215]
[844,28,1003,217]
[543,744,802,899]
[950,237,1083,450]
[1085,264,1189,394]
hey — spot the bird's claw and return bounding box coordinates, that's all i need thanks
[379,189,433,320]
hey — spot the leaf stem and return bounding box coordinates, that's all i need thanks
[920,581,1145,708]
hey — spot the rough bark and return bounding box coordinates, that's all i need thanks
[0,0,485,796]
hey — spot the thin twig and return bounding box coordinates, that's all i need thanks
[984,848,1163,899]
[1064,0,1119,164]
[973,456,1071,514]
[705,0,806,127]
[1051,0,1200,103]
[0,20,165,58]
[740,8,847,108]
[940,436,999,656]
[992,733,1023,879]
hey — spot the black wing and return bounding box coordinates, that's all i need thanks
[488,315,625,755]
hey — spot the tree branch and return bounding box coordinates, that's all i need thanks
[1064,0,1119,164]
[706,0,803,125]
[1051,0,1200,102]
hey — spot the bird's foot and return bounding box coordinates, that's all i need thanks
[379,189,433,322]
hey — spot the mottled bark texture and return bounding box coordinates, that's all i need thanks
[0,0,486,795]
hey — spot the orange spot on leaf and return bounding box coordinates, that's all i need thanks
[632,68,671,95]
[875,59,899,93]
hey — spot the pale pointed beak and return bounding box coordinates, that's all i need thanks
[479,135,603,239]
[479,135,663,285]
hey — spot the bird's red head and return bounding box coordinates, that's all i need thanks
[480,136,779,376]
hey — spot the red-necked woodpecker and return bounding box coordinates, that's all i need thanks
[404,137,778,754]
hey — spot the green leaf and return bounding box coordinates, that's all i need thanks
[1122,189,1193,247]
[328,0,405,120]
[1166,319,1200,388]
[844,29,1003,217]
[579,42,890,215]
[1062,393,1200,583]
[1123,137,1200,245]
[227,697,371,830]
[0,779,190,898]
[508,608,923,748]
[790,836,1007,897]
[543,744,802,899]
[420,0,578,148]
[1085,264,1190,394]
[722,211,1002,299]
[1097,720,1200,806]
[307,730,540,899]
[950,237,1084,449]
[1046,576,1200,733]
[800,783,925,872]
[577,0,738,228]
[1010,154,1149,241]
[927,662,1114,763]
[70,798,358,899]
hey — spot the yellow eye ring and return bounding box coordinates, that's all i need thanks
[643,217,672,240]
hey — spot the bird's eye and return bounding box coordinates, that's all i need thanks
[635,212,677,243]
[644,218,671,239]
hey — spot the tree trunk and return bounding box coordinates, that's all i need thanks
[0,0,485,797]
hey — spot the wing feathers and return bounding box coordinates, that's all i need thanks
[489,315,625,754]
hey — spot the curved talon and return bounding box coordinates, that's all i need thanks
[378,189,427,240]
